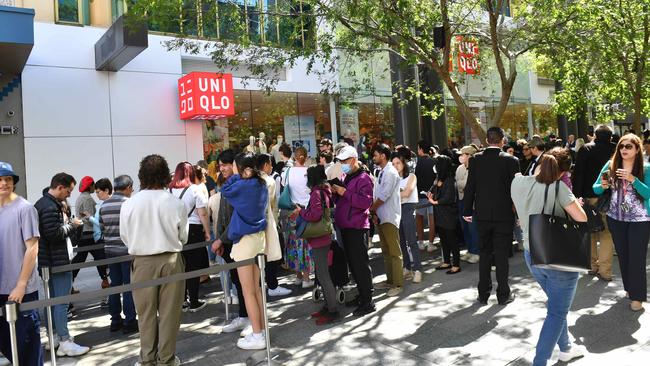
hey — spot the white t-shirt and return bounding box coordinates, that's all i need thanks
[170,185,207,225]
[400,174,418,204]
[282,166,310,207]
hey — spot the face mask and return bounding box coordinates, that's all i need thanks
[341,163,352,174]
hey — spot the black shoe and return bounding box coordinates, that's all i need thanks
[498,293,515,305]
[353,303,376,316]
[477,297,488,305]
[110,322,123,332]
[122,321,139,334]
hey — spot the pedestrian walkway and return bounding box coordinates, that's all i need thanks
[43,242,650,366]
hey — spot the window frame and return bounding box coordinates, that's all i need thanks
[54,0,84,25]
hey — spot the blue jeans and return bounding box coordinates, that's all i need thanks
[400,203,422,271]
[458,201,479,255]
[0,291,43,366]
[108,261,136,324]
[47,271,72,340]
[524,251,579,366]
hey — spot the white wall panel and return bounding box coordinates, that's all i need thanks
[22,66,111,137]
[27,23,104,69]
[120,34,182,74]
[109,72,185,136]
[24,137,114,206]
[185,121,204,164]
[112,135,189,191]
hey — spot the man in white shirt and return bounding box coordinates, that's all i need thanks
[369,144,403,297]
[120,155,188,366]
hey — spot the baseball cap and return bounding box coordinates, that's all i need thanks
[0,161,19,183]
[336,146,358,161]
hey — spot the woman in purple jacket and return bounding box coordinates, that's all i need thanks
[294,165,339,324]
[331,146,375,316]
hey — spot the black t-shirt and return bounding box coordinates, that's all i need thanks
[415,155,436,198]
[206,176,217,196]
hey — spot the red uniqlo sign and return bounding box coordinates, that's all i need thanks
[178,72,235,120]
[457,36,480,75]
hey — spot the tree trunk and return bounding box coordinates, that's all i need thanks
[438,72,487,142]
[633,91,643,134]
[491,79,515,128]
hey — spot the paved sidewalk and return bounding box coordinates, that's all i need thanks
[42,241,650,366]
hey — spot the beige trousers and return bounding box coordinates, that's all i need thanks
[131,252,185,366]
[378,223,404,287]
[587,198,615,279]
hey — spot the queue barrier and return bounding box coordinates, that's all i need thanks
[2,245,275,366]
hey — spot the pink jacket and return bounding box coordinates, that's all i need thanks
[300,186,333,249]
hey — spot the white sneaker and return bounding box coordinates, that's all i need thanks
[0,355,10,366]
[240,325,253,337]
[237,332,266,350]
[460,252,470,261]
[467,254,480,264]
[302,280,315,289]
[412,270,422,283]
[56,339,90,357]
[558,345,586,362]
[426,243,436,252]
[268,286,292,297]
[417,240,427,250]
[44,335,60,350]
[222,317,250,333]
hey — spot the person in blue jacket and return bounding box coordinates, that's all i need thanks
[219,152,269,350]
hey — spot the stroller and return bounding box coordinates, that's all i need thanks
[312,240,357,304]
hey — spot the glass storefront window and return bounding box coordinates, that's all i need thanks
[298,93,332,140]
[56,0,81,23]
[251,91,297,148]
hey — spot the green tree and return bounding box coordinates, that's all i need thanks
[537,0,650,133]
[128,0,575,140]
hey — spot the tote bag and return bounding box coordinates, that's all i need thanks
[529,181,591,272]
[264,198,282,262]
[296,191,333,239]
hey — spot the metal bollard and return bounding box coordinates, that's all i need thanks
[257,254,272,365]
[224,273,230,322]
[42,267,57,366]
[4,301,20,366]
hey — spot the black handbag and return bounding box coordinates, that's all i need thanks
[583,203,605,232]
[529,182,591,272]
[596,189,612,213]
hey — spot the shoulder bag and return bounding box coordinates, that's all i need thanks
[278,167,295,210]
[296,191,333,239]
[529,181,591,272]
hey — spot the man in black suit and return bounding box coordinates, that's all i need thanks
[463,127,520,305]
[525,137,545,176]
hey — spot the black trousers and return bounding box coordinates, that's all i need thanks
[184,224,210,306]
[437,226,460,267]
[476,220,513,301]
[341,228,373,305]
[222,241,247,318]
[72,235,107,281]
[607,217,650,302]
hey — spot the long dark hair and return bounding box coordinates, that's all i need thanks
[390,152,409,178]
[610,134,645,189]
[306,165,328,189]
[434,155,453,181]
[235,152,265,185]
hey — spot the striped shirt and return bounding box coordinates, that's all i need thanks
[99,192,128,256]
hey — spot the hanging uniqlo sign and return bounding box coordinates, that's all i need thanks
[178,72,235,120]
[457,36,480,75]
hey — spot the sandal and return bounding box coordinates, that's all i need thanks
[435,264,452,270]
[446,267,461,275]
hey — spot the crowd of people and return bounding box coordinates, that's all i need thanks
[1,124,649,366]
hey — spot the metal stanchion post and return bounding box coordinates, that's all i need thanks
[42,267,57,366]
[224,274,230,322]
[257,254,272,366]
[4,301,20,366]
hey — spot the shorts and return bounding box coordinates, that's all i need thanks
[415,198,433,216]
[231,231,266,262]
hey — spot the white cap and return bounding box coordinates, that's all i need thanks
[336,145,358,161]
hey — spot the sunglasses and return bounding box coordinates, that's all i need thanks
[619,143,635,150]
